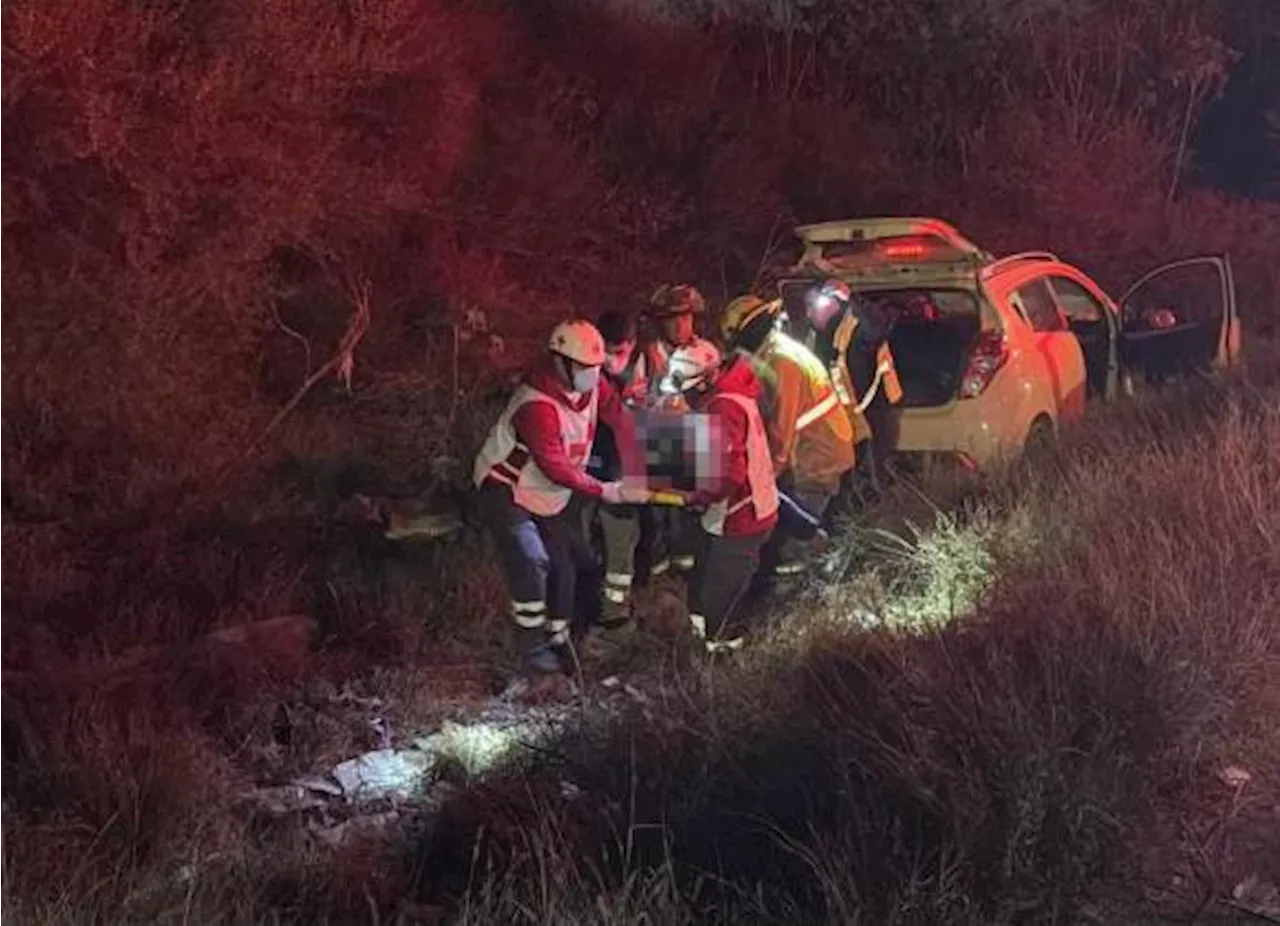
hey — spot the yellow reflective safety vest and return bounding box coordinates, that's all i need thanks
[830,313,902,443]
[755,330,855,489]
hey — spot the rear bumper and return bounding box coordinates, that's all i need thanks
[894,402,1023,470]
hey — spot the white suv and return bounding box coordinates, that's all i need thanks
[777,217,1241,470]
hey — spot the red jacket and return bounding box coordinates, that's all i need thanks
[687,355,779,537]
[509,360,636,500]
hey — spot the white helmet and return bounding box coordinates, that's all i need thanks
[549,319,606,366]
[660,340,722,396]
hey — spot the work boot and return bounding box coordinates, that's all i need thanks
[601,575,634,625]
[580,618,637,664]
[704,635,746,661]
[514,626,563,676]
[687,614,745,663]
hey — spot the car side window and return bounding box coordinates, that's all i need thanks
[1013,278,1065,332]
[1049,276,1105,324]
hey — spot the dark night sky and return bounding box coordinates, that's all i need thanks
[1195,48,1279,196]
[1193,3,1280,199]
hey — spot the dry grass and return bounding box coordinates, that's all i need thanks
[2,373,1280,922]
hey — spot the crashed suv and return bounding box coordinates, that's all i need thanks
[776,217,1242,470]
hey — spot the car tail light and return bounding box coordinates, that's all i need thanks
[959,331,1009,399]
[881,242,929,259]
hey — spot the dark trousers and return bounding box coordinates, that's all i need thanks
[640,505,697,574]
[861,396,901,490]
[759,478,836,576]
[582,499,642,624]
[477,483,599,641]
[689,528,770,643]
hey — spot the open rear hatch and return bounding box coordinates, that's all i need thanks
[794,217,992,272]
[782,218,992,409]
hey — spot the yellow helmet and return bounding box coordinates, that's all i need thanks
[719,294,779,344]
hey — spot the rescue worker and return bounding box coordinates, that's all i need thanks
[473,320,651,676]
[720,294,855,578]
[644,283,717,575]
[645,283,714,384]
[804,278,903,495]
[660,341,780,653]
[584,311,649,644]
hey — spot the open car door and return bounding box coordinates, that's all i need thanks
[1117,255,1239,387]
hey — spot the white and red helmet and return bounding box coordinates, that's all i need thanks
[548,319,606,366]
[659,340,723,396]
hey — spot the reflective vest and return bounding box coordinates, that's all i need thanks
[701,392,780,536]
[758,331,853,484]
[831,313,903,411]
[473,384,597,517]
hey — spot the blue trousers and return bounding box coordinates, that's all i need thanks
[477,483,600,638]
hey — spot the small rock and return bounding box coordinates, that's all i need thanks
[331,749,435,802]
[1218,765,1252,789]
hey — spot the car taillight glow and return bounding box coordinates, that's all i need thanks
[880,242,928,258]
[959,331,1009,399]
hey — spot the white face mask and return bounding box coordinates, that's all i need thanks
[571,366,601,393]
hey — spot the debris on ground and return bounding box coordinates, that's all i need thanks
[331,747,436,802]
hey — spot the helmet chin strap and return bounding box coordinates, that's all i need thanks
[552,354,577,392]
